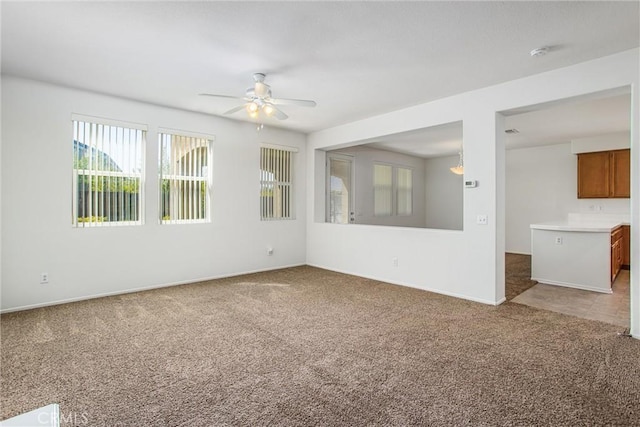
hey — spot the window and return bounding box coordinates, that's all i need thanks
[373,163,413,216]
[159,131,212,224]
[373,164,392,216]
[326,153,354,224]
[260,144,296,220]
[396,167,413,215]
[72,117,145,227]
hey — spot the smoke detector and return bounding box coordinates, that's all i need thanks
[530,47,549,57]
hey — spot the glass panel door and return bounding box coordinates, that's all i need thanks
[326,153,354,224]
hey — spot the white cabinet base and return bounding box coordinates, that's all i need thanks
[531,227,612,293]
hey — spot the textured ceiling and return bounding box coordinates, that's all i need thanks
[2,1,638,136]
[363,91,631,158]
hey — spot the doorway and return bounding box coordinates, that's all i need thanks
[501,89,632,329]
[326,153,354,224]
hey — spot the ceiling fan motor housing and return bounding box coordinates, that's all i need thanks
[200,72,315,121]
[246,85,272,100]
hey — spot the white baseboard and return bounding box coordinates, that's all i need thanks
[306,263,506,306]
[0,263,306,314]
[531,277,613,294]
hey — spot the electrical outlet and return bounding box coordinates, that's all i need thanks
[40,273,49,284]
[476,215,488,225]
[555,237,563,245]
[392,257,399,267]
[266,247,274,256]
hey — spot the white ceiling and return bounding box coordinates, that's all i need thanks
[365,91,631,158]
[2,1,638,138]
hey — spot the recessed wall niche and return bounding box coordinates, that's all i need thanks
[321,121,464,230]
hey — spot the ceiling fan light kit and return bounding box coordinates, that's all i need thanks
[200,73,316,121]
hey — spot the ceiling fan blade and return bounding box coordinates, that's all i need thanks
[199,93,247,101]
[270,97,316,107]
[270,105,289,120]
[223,104,247,115]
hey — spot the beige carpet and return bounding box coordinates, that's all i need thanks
[505,253,538,301]
[2,266,639,426]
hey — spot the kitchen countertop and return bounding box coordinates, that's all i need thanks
[530,220,627,232]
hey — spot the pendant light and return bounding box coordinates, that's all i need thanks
[450,151,464,175]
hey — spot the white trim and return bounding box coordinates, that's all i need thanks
[506,250,531,256]
[531,278,613,294]
[74,220,143,228]
[0,263,306,314]
[75,169,142,179]
[158,127,215,141]
[72,117,146,227]
[160,218,208,225]
[260,142,299,153]
[326,152,355,224]
[307,262,506,306]
[158,132,212,224]
[161,174,207,182]
[260,146,295,220]
[71,113,148,131]
[373,163,393,216]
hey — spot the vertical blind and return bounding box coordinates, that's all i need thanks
[373,164,413,217]
[72,119,145,227]
[260,146,294,220]
[159,133,211,224]
[396,167,413,215]
[373,164,393,216]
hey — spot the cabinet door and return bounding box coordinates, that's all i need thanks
[611,241,617,282]
[611,240,622,282]
[622,225,630,266]
[578,151,610,198]
[617,242,623,274]
[611,149,630,198]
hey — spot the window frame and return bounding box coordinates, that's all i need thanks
[396,166,413,216]
[71,114,147,228]
[373,163,393,217]
[373,162,414,217]
[260,143,297,221]
[158,128,214,225]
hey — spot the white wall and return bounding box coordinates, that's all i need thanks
[506,142,631,255]
[331,146,427,228]
[0,77,307,311]
[306,49,639,339]
[506,143,578,254]
[2,51,639,339]
[424,155,463,230]
[571,131,630,153]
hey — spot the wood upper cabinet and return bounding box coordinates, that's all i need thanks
[577,149,630,199]
[578,151,610,198]
[611,149,630,198]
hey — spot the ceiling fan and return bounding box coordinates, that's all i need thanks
[199,73,316,120]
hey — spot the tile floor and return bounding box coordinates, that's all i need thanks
[512,269,630,327]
